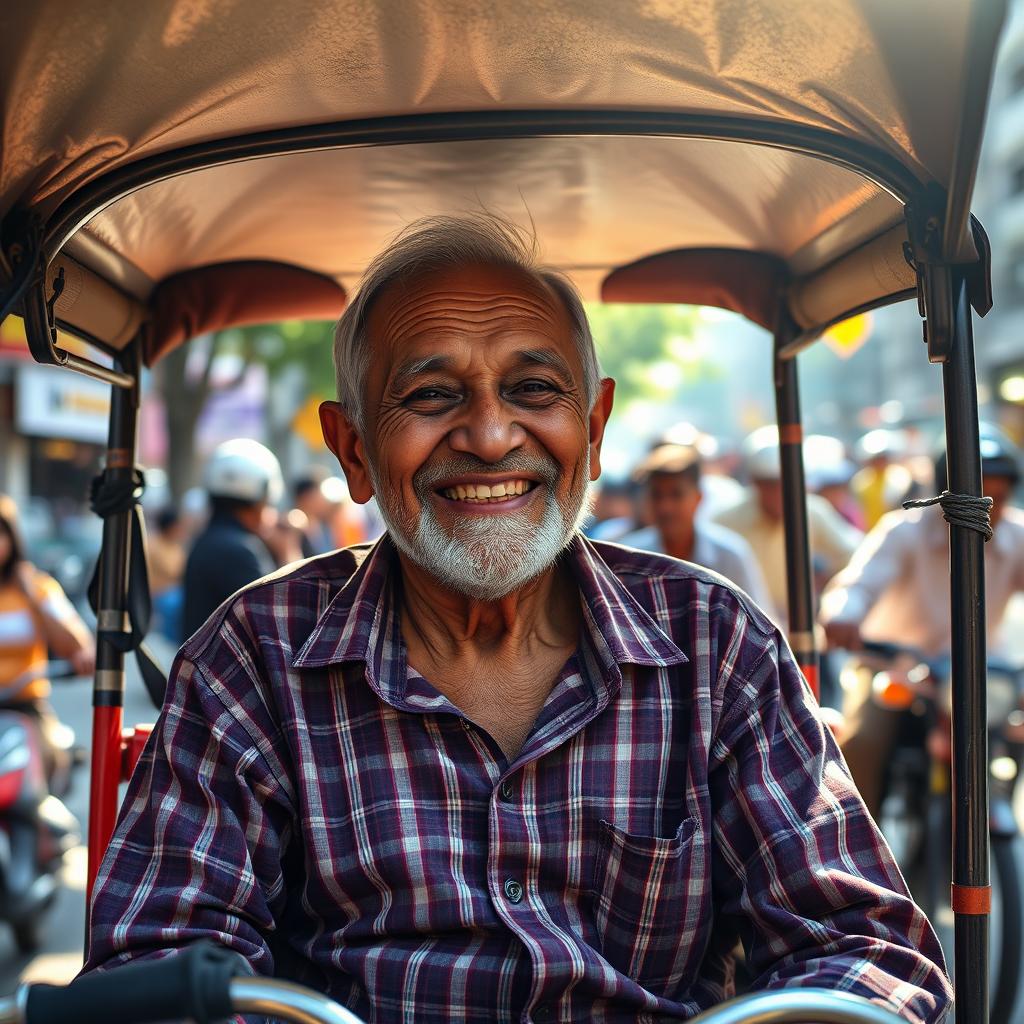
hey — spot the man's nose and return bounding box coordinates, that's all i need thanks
[447,390,526,463]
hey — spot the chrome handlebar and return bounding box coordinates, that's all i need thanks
[228,976,367,1024]
[0,982,912,1024]
[689,990,911,1024]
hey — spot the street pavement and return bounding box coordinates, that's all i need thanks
[4,599,1024,997]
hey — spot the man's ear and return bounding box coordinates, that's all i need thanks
[588,378,616,481]
[319,401,374,503]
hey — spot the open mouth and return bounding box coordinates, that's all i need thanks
[438,479,538,504]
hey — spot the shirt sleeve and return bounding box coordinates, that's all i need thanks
[33,571,81,624]
[708,626,952,1023]
[82,645,296,986]
[808,495,864,577]
[818,513,909,627]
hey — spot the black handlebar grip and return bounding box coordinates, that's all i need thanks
[24,942,247,1024]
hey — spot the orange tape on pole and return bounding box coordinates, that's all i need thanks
[779,424,803,445]
[801,662,819,700]
[106,448,133,468]
[951,884,991,914]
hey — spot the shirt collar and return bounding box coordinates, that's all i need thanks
[292,534,396,669]
[292,532,687,704]
[571,535,688,669]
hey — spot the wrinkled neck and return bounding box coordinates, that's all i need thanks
[397,552,578,655]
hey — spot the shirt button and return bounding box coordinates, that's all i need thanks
[533,1006,553,1023]
[503,878,524,903]
[499,779,515,801]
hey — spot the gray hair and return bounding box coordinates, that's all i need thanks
[333,214,602,432]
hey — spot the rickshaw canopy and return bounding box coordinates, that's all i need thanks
[0,0,1007,359]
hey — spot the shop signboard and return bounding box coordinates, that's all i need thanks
[15,362,110,444]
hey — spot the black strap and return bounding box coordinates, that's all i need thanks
[903,489,994,541]
[87,467,168,708]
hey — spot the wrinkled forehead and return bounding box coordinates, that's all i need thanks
[365,262,576,363]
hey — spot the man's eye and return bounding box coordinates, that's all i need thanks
[402,387,459,411]
[513,379,557,396]
[407,387,453,403]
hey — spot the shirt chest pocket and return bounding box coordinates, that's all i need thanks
[589,816,708,993]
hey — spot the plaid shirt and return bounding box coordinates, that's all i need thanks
[85,535,951,1023]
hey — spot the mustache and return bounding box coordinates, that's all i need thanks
[414,453,561,493]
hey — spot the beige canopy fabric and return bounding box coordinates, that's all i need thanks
[72,136,900,302]
[0,0,1007,351]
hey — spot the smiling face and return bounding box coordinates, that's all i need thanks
[322,262,613,600]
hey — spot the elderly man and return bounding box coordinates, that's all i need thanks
[85,215,950,1023]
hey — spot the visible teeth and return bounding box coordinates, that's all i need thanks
[441,480,534,502]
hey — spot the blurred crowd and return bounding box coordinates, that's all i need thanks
[587,424,933,627]
[140,441,386,645]
[585,422,1024,734]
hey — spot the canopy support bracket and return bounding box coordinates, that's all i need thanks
[904,190,992,364]
[0,210,135,389]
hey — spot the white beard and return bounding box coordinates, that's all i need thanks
[372,455,591,601]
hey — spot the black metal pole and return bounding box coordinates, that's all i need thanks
[85,341,141,921]
[941,271,989,1024]
[774,329,819,697]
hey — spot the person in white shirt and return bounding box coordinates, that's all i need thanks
[620,443,776,616]
[712,429,864,619]
[819,429,1024,814]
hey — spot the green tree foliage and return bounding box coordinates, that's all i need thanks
[157,320,335,498]
[232,319,338,399]
[586,304,720,409]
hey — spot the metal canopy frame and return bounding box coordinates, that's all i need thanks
[0,91,998,1024]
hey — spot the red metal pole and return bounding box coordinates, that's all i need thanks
[86,705,124,899]
[84,343,140,918]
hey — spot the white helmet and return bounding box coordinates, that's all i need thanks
[742,426,781,481]
[203,439,284,506]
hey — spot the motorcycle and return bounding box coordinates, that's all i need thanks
[0,662,82,954]
[845,641,1024,1024]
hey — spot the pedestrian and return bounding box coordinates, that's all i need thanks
[620,443,775,616]
[180,439,283,640]
[147,505,187,643]
[0,493,95,781]
[713,427,864,619]
[291,467,336,557]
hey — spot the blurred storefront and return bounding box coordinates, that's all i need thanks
[0,317,107,513]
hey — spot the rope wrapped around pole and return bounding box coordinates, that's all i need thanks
[903,491,994,541]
